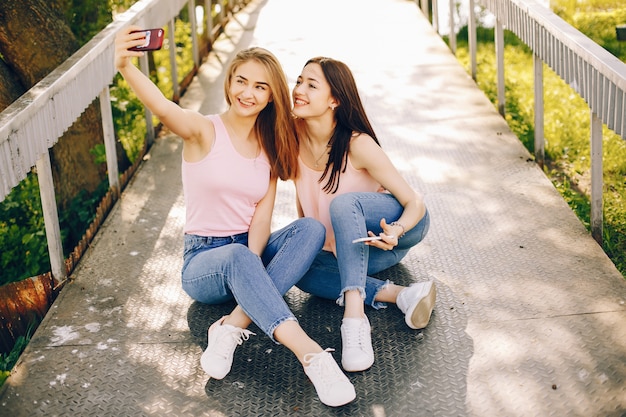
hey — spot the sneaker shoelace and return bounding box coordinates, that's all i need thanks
[304,348,343,382]
[211,327,255,359]
[343,320,368,352]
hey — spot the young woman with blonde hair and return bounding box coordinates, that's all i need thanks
[114,29,355,407]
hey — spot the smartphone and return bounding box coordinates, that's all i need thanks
[352,236,384,243]
[128,29,164,51]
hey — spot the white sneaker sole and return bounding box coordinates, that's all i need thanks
[406,281,436,329]
[201,347,228,380]
[303,350,357,407]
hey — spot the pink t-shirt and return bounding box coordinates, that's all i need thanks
[182,114,271,237]
[295,156,381,252]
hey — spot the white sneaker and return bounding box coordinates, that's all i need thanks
[303,349,356,407]
[340,317,374,372]
[396,280,436,329]
[200,317,255,379]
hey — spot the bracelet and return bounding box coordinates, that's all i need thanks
[390,221,406,238]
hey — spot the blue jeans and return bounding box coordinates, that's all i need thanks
[181,217,325,342]
[296,192,430,309]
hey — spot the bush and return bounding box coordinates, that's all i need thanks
[0,174,49,285]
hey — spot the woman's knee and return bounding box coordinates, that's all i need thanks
[183,243,252,277]
[296,217,326,240]
[329,192,360,216]
[223,243,255,258]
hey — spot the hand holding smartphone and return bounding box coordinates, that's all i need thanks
[128,28,164,51]
[352,236,393,243]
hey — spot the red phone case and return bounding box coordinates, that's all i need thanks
[128,29,164,51]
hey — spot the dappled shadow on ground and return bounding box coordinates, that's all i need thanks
[186,261,473,417]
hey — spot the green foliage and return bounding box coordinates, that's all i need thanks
[0,1,197,285]
[109,0,139,14]
[58,180,109,256]
[110,73,147,163]
[154,14,195,89]
[57,0,114,45]
[173,19,195,84]
[0,323,34,387]
[0,172,109,286]
[454,1,626,277]
[0,174,49,285]
[549,168,591,227]
[110,11,195,162]
[552,1,626,60]
[571,9,626,58]
[89,143,107,165]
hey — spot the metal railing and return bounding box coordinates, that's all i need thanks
[0,0,247,284]
[419,0,626,244]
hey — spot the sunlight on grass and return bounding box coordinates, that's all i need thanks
[453,5,626,277]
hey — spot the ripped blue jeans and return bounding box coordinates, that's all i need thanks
[296,192,430,309]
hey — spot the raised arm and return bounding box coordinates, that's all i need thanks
[114,26,207,143]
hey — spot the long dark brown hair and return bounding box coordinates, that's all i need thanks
[224,47,298,180]
[304,57,381,193]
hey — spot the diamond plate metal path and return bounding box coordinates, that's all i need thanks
[2,0,625,416]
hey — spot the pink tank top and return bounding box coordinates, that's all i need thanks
[182,114,271,237]
[295,156,381,252]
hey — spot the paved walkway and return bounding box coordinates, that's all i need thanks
[1,0,625,416]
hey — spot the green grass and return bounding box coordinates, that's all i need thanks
[0,323,33,387]
[453,25,626,277]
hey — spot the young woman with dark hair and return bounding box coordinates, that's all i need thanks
[292,57,436,372]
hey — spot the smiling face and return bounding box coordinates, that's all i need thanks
[292,62,338,119]
[226,60,273,117]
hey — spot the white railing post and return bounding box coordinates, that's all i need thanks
[533,53,544,168]
[188,0,199,68]
[138,53,155,147]
[590,112,603,244]
[206,0,214,44]
[432,0,439,33]
[421,0,428,17]
[495,18,505,116]
[449,0,456,54]
[35,152,65,284]
[468,0,477,80]
[99,87,120,196]
[168,19,180,100]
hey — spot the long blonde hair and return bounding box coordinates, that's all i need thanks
[224,47,298,180]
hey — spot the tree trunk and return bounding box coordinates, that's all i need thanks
[0,0,79,87]
[0,57,25,109]
[0,274,55,355]
[0,0,107,208]
[0,0,132,357]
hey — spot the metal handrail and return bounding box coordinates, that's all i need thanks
[419,0,626,243]
[0,0,244,282]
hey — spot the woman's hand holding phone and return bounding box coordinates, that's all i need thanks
[352,234,396,246]
[352,226,398,251]
[128,28,164,51]
[352,236,385,243]
[115,27,164,71]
